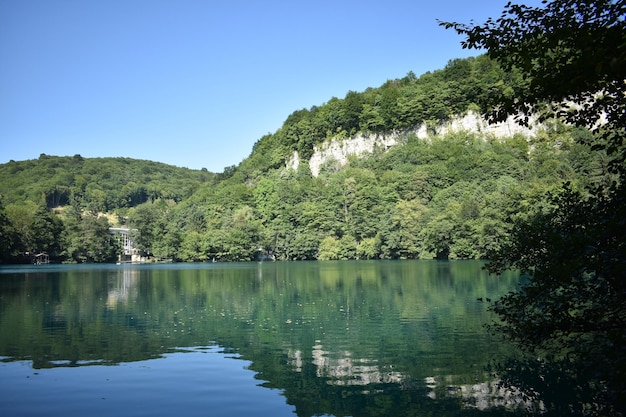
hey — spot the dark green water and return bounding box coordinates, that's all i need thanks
[0,260,526,416]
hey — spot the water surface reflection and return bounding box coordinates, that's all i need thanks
[0,261,528,416]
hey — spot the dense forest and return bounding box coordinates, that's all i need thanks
[0,155,214,262]
[0,55,610,264]
[2,0,623,414]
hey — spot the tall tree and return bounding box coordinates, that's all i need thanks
[442,1,626,415]
[0,198,16,262]
[62,205,118,263]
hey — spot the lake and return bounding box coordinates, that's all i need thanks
[0,260,527,416]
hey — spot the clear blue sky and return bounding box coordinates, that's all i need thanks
[1,0,542,173]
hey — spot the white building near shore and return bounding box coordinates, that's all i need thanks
[109,227,142,262]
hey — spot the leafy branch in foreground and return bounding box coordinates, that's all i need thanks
[440,0,625,170]
[442,1,625,415]
[488,185,626,414]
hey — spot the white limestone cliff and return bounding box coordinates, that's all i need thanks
[286,111,539,177]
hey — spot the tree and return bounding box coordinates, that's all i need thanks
[442,1,626,415]
[62,210,118,263]
[318,236,341,260]
[356,237,378,260]
[29,205,64,256]
[151,220,181,261]
[384,199,426,259]
[4,202,63,258]
[179,231,208,262]
[127,202,162,254]
[218,205,262,261]
[439,0,625,169]
[489,186,626,415]
[0,198,16,262]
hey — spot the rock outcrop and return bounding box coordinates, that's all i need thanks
[286,111,538,177]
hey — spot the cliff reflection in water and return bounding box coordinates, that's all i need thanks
[0,261,528,415]
[309,341,404,385]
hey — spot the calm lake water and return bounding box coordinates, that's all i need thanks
[0,260,526,416]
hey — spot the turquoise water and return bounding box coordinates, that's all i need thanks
[0,260,524,416]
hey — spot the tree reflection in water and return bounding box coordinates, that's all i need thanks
[0,261,541,416]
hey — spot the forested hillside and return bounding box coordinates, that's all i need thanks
[0,55,610,263]
[238,55,522,177]
[0,155,213,262]
[0,154,214,209]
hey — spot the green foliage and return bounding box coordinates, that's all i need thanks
[379,199,426,259]
[0,155,213,211]
[440,0,626,171]
[1,120,605,265]
[0,198,16,261]
[318,236,341,261]
[356,237,378,260]
[443,1,626,415]
[249,55,516,167]
[62,209,119,263]
[488,185,626,415]
[1,201,63,261]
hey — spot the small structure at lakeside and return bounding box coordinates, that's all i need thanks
[109,227,147,263]
[33,252,49,264]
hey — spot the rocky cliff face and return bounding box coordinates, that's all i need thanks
[286,111,538,177]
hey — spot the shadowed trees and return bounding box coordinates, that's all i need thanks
[442,1,626,414]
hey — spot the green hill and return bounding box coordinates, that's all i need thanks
[0,154,214,210]
[0,55,608,264]
[237,55,521,178]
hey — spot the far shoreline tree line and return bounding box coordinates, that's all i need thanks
[0,119,604,264]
